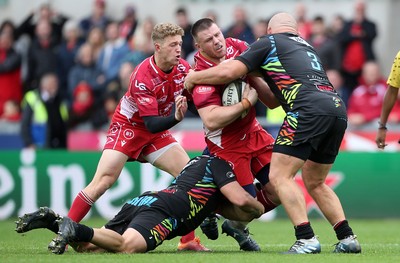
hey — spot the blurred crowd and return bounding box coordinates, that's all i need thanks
[0,0,399,149]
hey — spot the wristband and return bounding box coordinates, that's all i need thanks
[241,98,252,111]
[378,121,387,130]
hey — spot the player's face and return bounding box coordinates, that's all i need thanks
[196,24,226,61]
[157,35,183,67]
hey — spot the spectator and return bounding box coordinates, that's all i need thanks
[175,7,194,59]
[308,16,341,71]
[347,61,399,127]
[338,0,377,106]
[20,73,68,149]
[203,10,218,24]
[252,19,268,39]
[56,20,84,101]
[130,16,156,59]
[79,0,110,38]
[119,4,138,40]
[86,26,105,60]
[97,21,130,85]
[16,3,68,44]
[326,69,345,99]
[224,6,255,44]
[294,2,312,39]
[0,31,22,117]
[26,20,59,91]
[0,99,21,122]
[327,14,345,39]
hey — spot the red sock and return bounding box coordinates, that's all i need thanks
[256,188,278,213]
[68,191,94,222]
[180,230,195,243]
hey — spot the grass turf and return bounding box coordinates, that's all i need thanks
[1,217,400,263]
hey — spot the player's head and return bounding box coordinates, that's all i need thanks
[191,18,226,62]
[152,23,184,67]
[267,12,298,35]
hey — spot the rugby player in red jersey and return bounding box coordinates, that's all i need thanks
[190,18,281,251]
[67,22,209,251]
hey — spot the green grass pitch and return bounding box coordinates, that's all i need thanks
[1,218,400,263]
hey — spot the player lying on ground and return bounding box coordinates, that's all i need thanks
[15,155,264,254]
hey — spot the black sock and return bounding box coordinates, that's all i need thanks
[75,224,94,242]
[334,220,354,240]
[295,222,315,240]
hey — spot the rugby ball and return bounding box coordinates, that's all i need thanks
[222,79,249,118]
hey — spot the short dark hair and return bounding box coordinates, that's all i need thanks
[191,18,215,39]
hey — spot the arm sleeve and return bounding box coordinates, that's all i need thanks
[142,112,179,134]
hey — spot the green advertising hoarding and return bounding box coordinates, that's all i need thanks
[0,150,399,220]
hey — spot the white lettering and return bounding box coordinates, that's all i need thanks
[48,164,88,217]
[0,166,15,219]
[18,150,37,215]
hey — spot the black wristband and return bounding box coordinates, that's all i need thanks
[378,122,387,130]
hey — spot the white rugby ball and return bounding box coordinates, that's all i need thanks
[222,79,249,118]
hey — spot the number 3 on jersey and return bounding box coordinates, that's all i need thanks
[307,51,322,71]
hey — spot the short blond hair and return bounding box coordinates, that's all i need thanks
[151,22,184,43]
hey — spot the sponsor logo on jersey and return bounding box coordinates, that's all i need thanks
[135,80,146,91]
[196,86,215,94]
[123,129,134,139]
[151,77,162,86]
[226,46,234,56]
[225,171,235,179]
[174,76,185,84]
[157,95,168,104]
[177,63,186,72]
[138,97,153,105]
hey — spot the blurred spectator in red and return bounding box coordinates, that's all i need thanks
[20,73,68,149]
[338,0,377,107]
[79,0,110,38]
[175,7,194,59]
[68,43,105,105]
[86,26,105,60]
[224,6,255,44]
[97,21,129,85]
[16,3,68,44]
[294,2,312,40]
[0,100,21,122]
[57,20,84,101]
[347,62,400,127]
[307,16,341,71]
[119,4,138,40]
[0,31,22,116]
[26,20,59,91]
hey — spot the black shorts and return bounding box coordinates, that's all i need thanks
[104,202,179,252]
[274,115,347,164]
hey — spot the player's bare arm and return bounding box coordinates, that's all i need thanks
[184,60,248,91]
[197,84,257,131]
[219,181,264,222]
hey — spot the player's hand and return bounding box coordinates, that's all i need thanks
[242,83,258,106]
[375,129,387,149]
[174,95,187,121]
[184,70,195,93]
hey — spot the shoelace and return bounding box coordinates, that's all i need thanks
[289,240,305,252]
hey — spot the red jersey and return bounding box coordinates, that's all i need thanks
[192,38,264,152]
[112,56,191,130]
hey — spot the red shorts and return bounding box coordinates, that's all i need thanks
[103,122,177,162]
[210,129,274,186]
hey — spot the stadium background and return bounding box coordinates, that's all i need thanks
[0,0,399,221]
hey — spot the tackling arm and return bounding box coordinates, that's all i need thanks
[218,181,264,222]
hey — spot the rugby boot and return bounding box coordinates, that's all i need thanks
[285,236,321,254]
[15,207,59,233]
[333,235,361,253]
[221,219,260,251]
[200,213,219,240]
[177,237,211,251]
